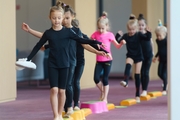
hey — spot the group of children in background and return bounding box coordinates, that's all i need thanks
[19,0,167,120]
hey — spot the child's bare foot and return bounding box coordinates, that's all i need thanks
[102,99,108,104]
[53,116,59,120]
[59,116,63,120]
[64,107,73,118]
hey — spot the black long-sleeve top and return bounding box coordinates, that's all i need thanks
[44,28,108,66]
[75,31,109,65]
[155,37,167,62]
[27,27,101,68]
[140,31,153,58]
[115,32,149,59]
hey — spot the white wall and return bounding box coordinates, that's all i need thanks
[103,0,132,73]
[16,0,51,52]
[167,0,180,119]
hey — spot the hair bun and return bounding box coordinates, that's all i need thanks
[102,11,108,17]
[139,14,143,17]
[158,19,162,26]
[129,14,136,20]
[138,14,144,19]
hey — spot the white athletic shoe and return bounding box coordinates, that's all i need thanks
[162,91,167,95]
[74,106,80,111]
[136,97,141,103]
[16,66,25,70]
[16,58,36,69]
[120,81,128,87]
[140,90,147,96]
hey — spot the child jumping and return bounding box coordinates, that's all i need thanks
[115,14,151,102]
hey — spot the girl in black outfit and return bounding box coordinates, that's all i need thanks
[153,22,167,95]
[61,5,108,117]
[115,14,151,103]
[21,1,108,118]
[138,14,154,96]
[21,2,104,120]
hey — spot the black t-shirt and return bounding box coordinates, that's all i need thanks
[155,37,167,62]
[27,27,101,68]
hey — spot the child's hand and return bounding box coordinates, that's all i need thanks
[40,46,45,51]
[96,51,106,56]
[118,30,123,36]
[146,26,151,32]
[121,40,126,45]
[106,53,112,60]
[152,57,157,63]
[101,43,107,49]
[22,22,30,32]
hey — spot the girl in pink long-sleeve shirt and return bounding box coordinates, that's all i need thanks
[91,11,126,103]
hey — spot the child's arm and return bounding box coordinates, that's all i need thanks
[153,51,159,63]
[83,33,109,53]
[114,31,126,49]
[112,39,126,49]
[69,29,102,45]
[22,22,43,38]
[139,31,152,40]
[153,40,159,63]
[27,32,48,61]
[115,30,123,43]
[151,38,155,55]
[81,44,106,56]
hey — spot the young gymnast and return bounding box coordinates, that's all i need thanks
[153,20,167,95]
[91,12,126,103]
[19,2,104,120]
[21,1,108,118]
[59,4,109,117]
[138,14,154,96]
[115,14,151,102]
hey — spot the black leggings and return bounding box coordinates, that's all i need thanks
[64,65,75,112]
[158,62,167,90]
[141,57,152,90]
[94,61,112,86]
[73,63,84,107]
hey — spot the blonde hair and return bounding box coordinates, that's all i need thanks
[155,26,167,35]
[49,0,64,17]
[127,14,138,30]
[97,11,109,30]
[155,19,167,35]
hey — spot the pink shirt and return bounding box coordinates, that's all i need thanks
[91,31,115,62]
